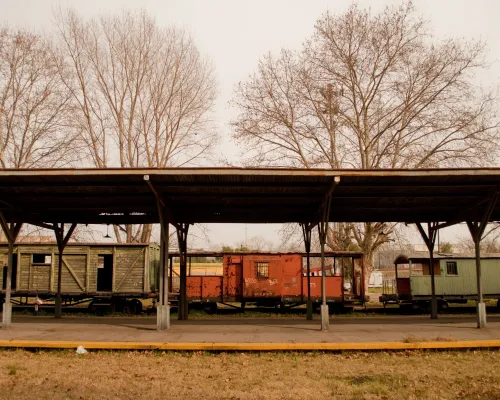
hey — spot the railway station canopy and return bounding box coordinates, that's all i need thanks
[0,167,499,226]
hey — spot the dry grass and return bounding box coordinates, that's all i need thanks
[402,334,456,343]
[1,349,500,399]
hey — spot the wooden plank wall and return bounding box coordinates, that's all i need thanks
[114,247,145,292]
[0,244,159,295]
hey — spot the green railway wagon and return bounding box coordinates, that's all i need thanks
[0,242,160,313]
[380,253,500,308]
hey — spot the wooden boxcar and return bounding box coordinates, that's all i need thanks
[0,242,160,312]
[380,253,500,308]
[184,252,365,311]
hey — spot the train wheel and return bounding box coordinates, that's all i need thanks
[438,301,449,312]
[88,300,97,313]
[129,299,143,315]
[203,302,218,315]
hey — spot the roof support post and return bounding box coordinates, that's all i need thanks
[467,190,499,329]
[317,176,339,331]
[0,213,22,329]
[176,223,189,320]
[157,210,170,330]
[144,175,172,330]
[416,222,439,319]
[53,223,77,319]
[301,222,315,321]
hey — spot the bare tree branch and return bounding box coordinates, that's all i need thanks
[231,2,500,283]
[54,9,218,243]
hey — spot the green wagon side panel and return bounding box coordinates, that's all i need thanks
[410,258,500,296]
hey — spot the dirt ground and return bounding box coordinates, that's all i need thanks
[1,349,500,400]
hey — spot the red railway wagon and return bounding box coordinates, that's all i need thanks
[181,252,365,312]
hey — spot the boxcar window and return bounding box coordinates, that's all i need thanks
[32,254,51,265]
[256,262,269,279]
[446,261,458,276]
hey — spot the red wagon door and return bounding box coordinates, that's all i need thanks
[224,255,242,302]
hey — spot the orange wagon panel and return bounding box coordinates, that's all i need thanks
[186,276,222,301]
[242,255,282,299]
[306,276,343,299]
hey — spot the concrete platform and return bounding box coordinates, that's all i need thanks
[0,315,500,348]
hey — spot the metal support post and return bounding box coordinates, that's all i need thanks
[316,176,339,331]
[144,174,174,330]
[0,215,22,329]
[157,217,170,330]
[177,223,189,320]
[416,222,438,319]
[301,223,314,320]
[318,221,329,330]
[169,254,173,296]
[53,223,77,319]
[467,190,498,328]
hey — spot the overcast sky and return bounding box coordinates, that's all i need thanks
[3,0,499,250]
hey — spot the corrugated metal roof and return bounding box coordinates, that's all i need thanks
[0,167,499,225]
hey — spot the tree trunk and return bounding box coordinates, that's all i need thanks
[363,250,374,295]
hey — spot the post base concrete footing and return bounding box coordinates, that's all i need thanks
[320,304,329,331]
[2,303,12,329]
[157,305,170,331]
[477,302,487,328]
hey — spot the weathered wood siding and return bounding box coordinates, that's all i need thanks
[0,243,160,295]
[114,247,146,293]
[410,258,500,296]
[53,254,87,293]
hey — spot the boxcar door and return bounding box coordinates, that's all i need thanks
[97,254,113,292]
[224,255,242,301]
[281,254,302,302]
[1,254,17,290]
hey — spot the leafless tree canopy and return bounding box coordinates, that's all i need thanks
[54,9,218,242]
[0,29,79,168]
[231,2,500,276]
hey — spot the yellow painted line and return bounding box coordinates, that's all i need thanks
[1,340,500,351]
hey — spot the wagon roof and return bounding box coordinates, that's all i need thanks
[395,252,500,264]
[0,167,499,225]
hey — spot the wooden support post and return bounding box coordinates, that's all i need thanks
[0,214,22,329]
[177,223,189,321]
[301,223,314,321]
[53,223,77,319]
[416,222,438,319]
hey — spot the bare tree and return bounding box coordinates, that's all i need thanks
[54,9,218,243]
[232,2,500,285]
[0,28,79,169]
[247,235,274,252]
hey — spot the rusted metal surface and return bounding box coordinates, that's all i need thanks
[184,252,364,306]
[186,276,222,301]
[223,255,242,301]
